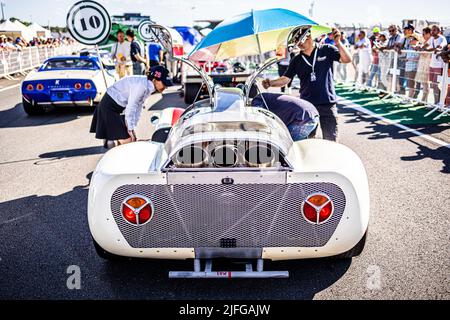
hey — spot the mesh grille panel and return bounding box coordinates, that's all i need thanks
[110,183,346,248]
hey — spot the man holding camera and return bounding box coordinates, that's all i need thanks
[263,28,352,142]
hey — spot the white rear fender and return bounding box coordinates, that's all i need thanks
[94,141,167,176]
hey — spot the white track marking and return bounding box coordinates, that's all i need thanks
[337,97,450,149]
[0,83,21,93]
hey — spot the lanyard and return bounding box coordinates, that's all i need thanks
[302,45,318,82]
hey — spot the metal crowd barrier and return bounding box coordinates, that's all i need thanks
[0,44,84,80]
[336,49,450,121]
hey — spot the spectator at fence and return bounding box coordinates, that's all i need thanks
[383,25,404,50]
[112,30,132,79]
[0,35,5,50]
[337,32,350,82]
[440,44,450,105]
[415,27,432,104]
[426,25,448,104]
[355,30,372,85]
[378,25,404,94]
[3,37,17,51]
[367,27,382,89]
[376,32,390,95]
[405,33,420,99]
[395,24,415,95]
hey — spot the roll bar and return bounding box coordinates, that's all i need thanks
[146,24,214,106]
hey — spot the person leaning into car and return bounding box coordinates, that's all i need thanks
[263,28,352,142]
[90,66,173,147]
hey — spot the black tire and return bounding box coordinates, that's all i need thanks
[93,239,129,262]
[335,230,368,259]
[184,83,202,104]
[23,98,45,116]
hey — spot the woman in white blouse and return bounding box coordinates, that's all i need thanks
[90,66,173,147]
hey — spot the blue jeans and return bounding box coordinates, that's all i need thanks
[367,64,380,87]
[133,61,144,75]
[288,117,320,141]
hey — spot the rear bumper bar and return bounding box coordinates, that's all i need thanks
[169,258,289,279]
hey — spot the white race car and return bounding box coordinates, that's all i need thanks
[88,25,369,279]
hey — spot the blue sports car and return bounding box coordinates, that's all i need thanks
[21,54,116,115]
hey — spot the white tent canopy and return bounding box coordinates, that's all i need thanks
[29,23,51,39]
[0,20,21,32]
[0,20,22,40]
[12,20,36,41]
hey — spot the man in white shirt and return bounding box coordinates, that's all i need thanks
[426,25,448,104]
[90,66,173,147]
[355,30,372,85]
[112,30,132,79]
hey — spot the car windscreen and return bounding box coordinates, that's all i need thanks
[42,59,96,70]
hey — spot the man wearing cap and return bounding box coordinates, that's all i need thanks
[405,33,421,98]
[262,28,352,142]
[367,27,382,88]
[90,66,173,147]
[374,32,390,96]
[395,24,415,95]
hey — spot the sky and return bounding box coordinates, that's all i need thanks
[1,0,449,28]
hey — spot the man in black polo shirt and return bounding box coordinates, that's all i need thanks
[263,28,352,142]
[126,29,148,75]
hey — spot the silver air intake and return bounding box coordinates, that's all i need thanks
[244,144,276,168]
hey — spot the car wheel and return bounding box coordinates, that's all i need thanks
[23,99,45,116]
[184,83,202,104]
[93,239,130,262]
[335,230,368,259]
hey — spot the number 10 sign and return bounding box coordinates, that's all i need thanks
[67,0,112,45]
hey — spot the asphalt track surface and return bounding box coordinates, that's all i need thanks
[0,80,449,300]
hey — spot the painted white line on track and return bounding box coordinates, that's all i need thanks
[337,97,450,150]
[0,83,21,93]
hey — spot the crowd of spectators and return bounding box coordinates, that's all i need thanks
[340,24,449,105]
[0,35,75,53]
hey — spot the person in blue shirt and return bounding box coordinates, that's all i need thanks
[263,28,352,142]
[324,33,335,45]
[148,42,164,68]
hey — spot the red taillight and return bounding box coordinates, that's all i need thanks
[84,82,92,90]
[74,83,82,90]
[26,84,34,91]
[319,202,333,223]
[121,196,154,225]
[36,83,44,91]
[302,194,334,224]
